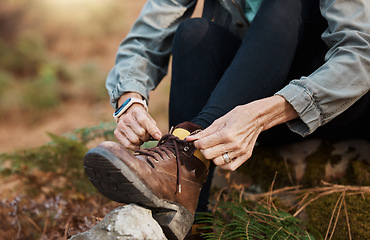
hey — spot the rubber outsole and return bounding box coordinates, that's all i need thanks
[83,147,194,240]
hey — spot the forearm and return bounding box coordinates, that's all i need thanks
[106,0,198,108]
[248,95,298,132]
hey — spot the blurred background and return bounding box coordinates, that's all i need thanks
[1,1,368,239]
[0,1,203,239]
[0,0,196,153]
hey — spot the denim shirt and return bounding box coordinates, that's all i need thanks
[106,0,370,137]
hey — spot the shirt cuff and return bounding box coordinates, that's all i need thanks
[275,83,322,137]
[110,80,149,109]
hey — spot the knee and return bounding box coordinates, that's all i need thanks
[173,18,211,55]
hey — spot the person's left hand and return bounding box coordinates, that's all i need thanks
[186,104,263,171]
[185,96,298,171]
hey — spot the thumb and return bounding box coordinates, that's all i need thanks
[185,130,205,142]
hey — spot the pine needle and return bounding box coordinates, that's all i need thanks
[343,194,352,240]
[324,192,344,240]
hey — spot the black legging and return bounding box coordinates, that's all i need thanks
[170,0,328,129]
[169,0,369,212]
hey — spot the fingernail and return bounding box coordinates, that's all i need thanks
[154,133,161,140]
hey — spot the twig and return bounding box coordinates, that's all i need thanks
[288,192,310,212]
[271,226,282,240]
[42,211,49,237]
[283,156,294,185]
[22,213,42,233]
[64,216,72,240]
[213,187,229,214]
[252,185,302,198]
[245,218,251,240]
[244,208,286,221]
[343,194,352,240]
[267,172,278,212]
[243,207,300,240]
[239,187,245,204]
[306,230,312,240]
[324,192,344,240]
[294,190,338,217]
[329,192,344,240]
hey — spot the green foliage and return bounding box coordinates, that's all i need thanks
[0,133,92,195]
[0,70,12,95]
[197,201,316,240]
[21,64,61,110]
[70,62,108,102]
[0,36,67,114]
[0,34,46,76]
[68,122,116,144]
[0,122,118,196]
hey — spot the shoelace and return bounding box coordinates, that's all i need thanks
[136,134,190,194]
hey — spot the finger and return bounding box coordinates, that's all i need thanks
[191,121,231,149]
[192,130,228,152]
[185,123,219,142]
[219,132,260,171]
[117,114,144,144]
[114,127,141,151]
[119,106,152,142]
[133,111,162,140]
[212,150,238,166]
[219,155,248,171]
[126,121,151,142]
[200,141,237,160]
[120,123,144,146]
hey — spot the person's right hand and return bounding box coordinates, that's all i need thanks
[114,93,162,151]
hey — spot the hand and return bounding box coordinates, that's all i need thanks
[186,105,263,171]
[114,93,162,151]
[186,96,298,171]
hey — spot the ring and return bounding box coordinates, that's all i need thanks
[222,152,231,164]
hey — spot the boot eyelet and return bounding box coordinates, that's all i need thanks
[183,146,190,152]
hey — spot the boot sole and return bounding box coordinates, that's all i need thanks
[83,147,194,240]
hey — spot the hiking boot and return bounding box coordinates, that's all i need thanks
[83,122,210,240]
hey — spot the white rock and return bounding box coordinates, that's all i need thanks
[69,204,167,240]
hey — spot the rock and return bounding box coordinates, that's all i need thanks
[69,204,167,240]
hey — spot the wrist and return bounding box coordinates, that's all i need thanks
[253,95,298,131]
[117,92,145,109]
[114,97,148,123]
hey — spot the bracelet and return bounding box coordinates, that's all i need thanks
[113,98,148,123]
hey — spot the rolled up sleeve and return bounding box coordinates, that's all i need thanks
[106,0,197,108]
[276,0,370,136]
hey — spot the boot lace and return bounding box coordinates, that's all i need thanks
[136,134,190,194]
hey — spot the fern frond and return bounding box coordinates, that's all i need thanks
[197,201,316,240]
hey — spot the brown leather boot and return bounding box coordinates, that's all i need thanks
[84,122,210,240]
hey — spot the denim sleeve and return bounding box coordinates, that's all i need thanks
[276,0,370,136]
[106,0,197,108]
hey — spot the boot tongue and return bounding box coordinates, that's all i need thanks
[171,122,203,140]
[171,122,210,169]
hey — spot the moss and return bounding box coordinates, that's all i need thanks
[306,193,370,240]
[351,160,370,186]
[302,141,333,187]
[237,141,332,190]
[237,145,293,191]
